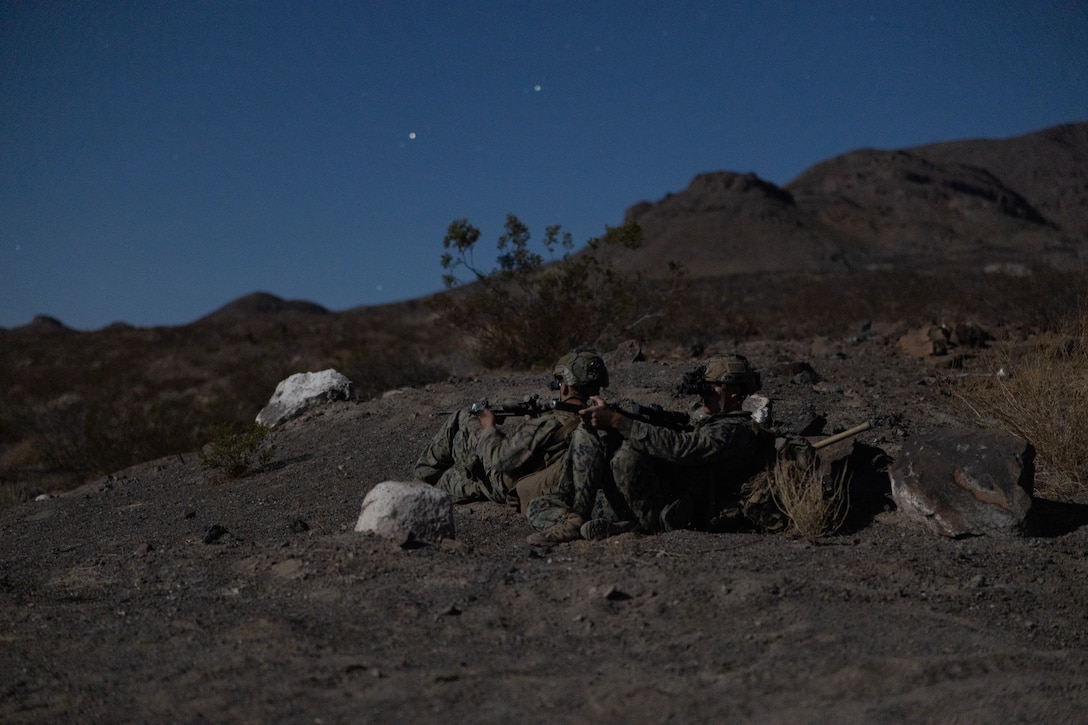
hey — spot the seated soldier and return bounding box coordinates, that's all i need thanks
[526,353,770,544]
[414,349,608,512]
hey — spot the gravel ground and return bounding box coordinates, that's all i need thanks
[3,333,1087,723]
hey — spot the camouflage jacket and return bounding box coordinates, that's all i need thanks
[621,409,774,530]
[476,407,582,483]
[622,410,763,470]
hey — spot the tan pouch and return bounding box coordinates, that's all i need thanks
[514,451,568,515]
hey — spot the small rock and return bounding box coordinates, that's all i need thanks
[203,525,229,544]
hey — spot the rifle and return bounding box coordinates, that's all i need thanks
[622,403,692,430]
[470,394,546,421]
[440,394,585,422]
[812,421,872,450]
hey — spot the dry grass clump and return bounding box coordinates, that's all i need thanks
[957,313,1088,500]
[743,460,849,542]
[769,462,849,543]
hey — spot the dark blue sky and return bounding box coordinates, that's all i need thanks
[3,1,1086,330]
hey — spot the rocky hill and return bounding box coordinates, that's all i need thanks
[615,121,1088,276]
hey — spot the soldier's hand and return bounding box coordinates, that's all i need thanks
[580,397,623,430]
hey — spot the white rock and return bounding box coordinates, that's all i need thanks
[255,369,356,428]
[743,394,772,424]
[355,481,455,546]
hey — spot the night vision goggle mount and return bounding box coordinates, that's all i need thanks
[675,366,716,397]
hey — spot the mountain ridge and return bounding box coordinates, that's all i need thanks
[5,121,1087,332]
[613,121,1087,278]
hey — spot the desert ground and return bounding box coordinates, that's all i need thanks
[3,330,1087,723]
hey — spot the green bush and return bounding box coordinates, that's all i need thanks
[199,422,275,478]
[432,214,688,368]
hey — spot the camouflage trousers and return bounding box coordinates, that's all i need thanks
[413,410,506,504]
[525,425,756,533]
[526,425,645,531]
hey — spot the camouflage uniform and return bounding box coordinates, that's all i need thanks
[527,353,774,538]
[526,410,766,532]
[414,349,607,509]
[414,408,580,505]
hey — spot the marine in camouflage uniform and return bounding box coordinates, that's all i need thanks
[414,350,608,511]
[526,354,772,543]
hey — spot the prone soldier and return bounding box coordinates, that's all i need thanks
[414,349,609,512]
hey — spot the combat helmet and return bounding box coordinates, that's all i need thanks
[677,354,761,396]
[553,349,609,390]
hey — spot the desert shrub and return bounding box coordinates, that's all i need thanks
[432,214,688,368]
[768,462,850,543]
[956,313,1088,499]
[0,481,30,508]
[336,347,448,400]
[199,422,275,478]
[28,394,212,480]
[743,448,849,543]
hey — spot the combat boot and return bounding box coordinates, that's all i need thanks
[526,513,585,545]
[659,496,694,532]
[580,519,636,541]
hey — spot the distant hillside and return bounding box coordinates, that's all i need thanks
[617,171,842,276]
[909,122,1088,236]
[615,121,1088,277]
[192,292,331,324]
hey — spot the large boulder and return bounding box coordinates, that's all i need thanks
[889,428,1034,537]
[354,481,455,547]
[255,369,356,428]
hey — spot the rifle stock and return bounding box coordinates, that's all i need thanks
[812,421,872,450]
